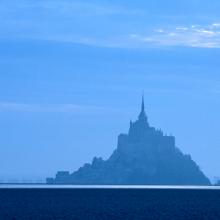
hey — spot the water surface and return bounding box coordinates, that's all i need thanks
[0,185,220,219]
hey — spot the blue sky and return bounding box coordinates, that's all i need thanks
[1,0,220,182]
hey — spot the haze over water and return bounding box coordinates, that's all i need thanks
[1,0,220,184]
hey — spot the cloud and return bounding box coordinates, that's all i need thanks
[129,23,220,48]
[36,22,220,49]
[1,0,140,17]
[1,1,220,49]
[0,0,143,48]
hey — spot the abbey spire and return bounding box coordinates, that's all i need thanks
[138,95,148,123]
[141,94,145,112]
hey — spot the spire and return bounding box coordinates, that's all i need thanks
[141,94,145,112]
[138,94,148,123]
[128,95,149,136]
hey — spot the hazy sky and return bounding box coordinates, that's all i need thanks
[1,0,220,183]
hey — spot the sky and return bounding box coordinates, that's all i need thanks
[1,0,220,183]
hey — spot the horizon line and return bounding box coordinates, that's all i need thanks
[0,184,219,190]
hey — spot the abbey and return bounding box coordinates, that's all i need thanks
[47,97,210,185]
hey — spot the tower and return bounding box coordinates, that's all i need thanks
[128,95,149,139]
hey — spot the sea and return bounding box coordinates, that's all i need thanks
[0,185,220,220]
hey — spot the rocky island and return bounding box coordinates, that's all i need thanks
[47,97,210,185]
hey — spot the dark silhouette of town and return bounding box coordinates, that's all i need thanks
[47,97,210,185]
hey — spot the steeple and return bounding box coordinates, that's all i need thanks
[138,94,148,123]
[141,94,145,112]
[129,95,149,137]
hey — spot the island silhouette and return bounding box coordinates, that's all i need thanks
[47,97,210,185]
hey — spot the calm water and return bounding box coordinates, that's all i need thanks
[0,186,220,219]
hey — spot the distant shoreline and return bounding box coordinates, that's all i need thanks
[0,184,220,190]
